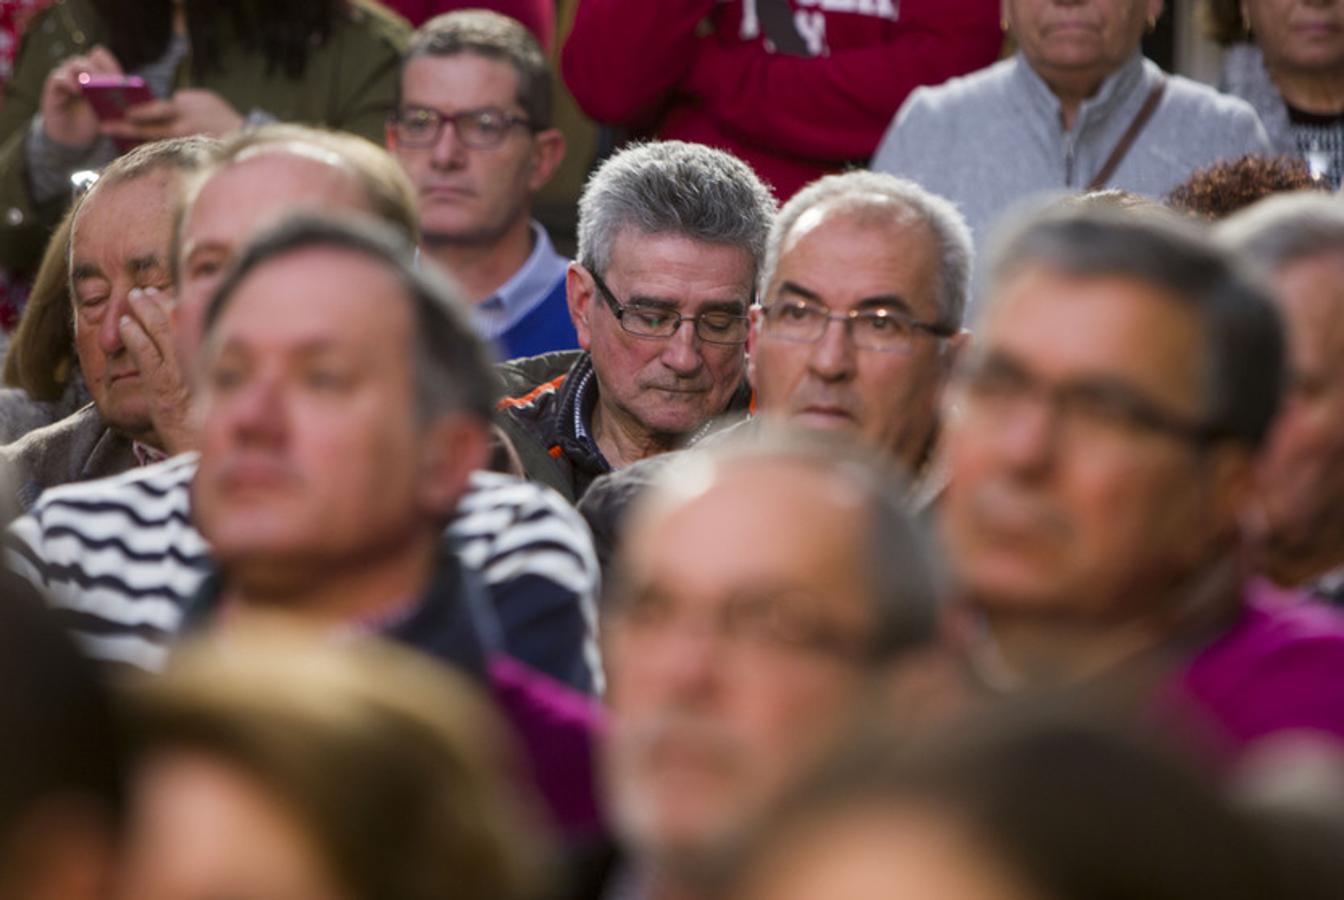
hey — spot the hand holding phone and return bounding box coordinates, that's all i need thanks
[38,45,126,148]
[77,73,155,122]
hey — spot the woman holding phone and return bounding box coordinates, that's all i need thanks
[0,0,411,274]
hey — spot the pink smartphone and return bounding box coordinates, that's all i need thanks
[77,74,155,121]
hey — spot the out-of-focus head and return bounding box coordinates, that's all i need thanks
[725,709,1272,900]
[0,570,122,900]
[70,136,217,443]
[1218,193,1344,586]
[1006,0,1163,90]
[173,124,419,365]
[1208,0,1344,75]
[941,206,1282,620]
[569,142,775,446]
[192,215,495,600]
[388,10,563,250]
[750,171,971,471]
[602,428,939,879]
[1168,155,1324,221]
[116,625,546,900]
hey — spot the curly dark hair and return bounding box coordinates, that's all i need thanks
[1200,0,1249,45]
[1167,155,1326,221]
[91,0,353,80]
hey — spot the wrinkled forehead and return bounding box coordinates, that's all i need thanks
[73,166,180,253]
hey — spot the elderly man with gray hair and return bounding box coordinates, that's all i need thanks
[495,140,776,504]
[1217,194,1344,604]
[748,169,970,477]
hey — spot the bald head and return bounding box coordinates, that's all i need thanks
[603,432,938,873]
[175,146,415,366]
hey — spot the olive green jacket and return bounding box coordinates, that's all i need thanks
[0,0,409,270]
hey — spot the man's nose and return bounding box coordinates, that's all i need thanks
[430,118,469,169]
[660,320,706,376]
[806,316,857,382]
[225,373,288,446]
[639,612,728,704]
[993,391,1062,476]
[97,290,131,355]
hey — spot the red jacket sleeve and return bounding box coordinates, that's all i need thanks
[683,1,1002,162]
[561,0,717,128]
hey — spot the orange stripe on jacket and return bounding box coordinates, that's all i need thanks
[496,374,567,411]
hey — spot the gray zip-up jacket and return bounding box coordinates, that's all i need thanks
[872,52,1271,265]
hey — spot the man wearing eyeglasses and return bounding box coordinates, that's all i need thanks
[938,205,1344,751]
[495,141,776,503]
[386,10,573,359]
[583,430,943,900]
[576,171,971,573]
[750,170,970,478]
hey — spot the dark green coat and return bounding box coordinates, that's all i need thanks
[0,0,409,270]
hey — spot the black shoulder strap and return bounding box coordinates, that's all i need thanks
[1088,75,1167,191]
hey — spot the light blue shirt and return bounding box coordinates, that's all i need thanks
[474,221,569,341]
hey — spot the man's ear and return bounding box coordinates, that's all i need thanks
[385,122,398,153]
[942,329,971,378]
[567,262,595,351]
[418,415,491,517]
[746,304,764,392]
[1203,442,1257,543]
[527,128,566,193]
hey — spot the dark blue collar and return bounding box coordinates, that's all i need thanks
[180,543,492,681]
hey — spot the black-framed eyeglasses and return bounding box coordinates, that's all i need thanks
[614,585,871,662]
[953,354,1221,447]
[589,268,750,346]
[759,298,955,354]
[389,105,533,150]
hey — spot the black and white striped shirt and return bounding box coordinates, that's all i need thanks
[5,454,603,693]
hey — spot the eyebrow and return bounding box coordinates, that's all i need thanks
[626,294,747,314]
[776,281,915,315]
[127,254,166,276]
[184,240,231,261]
[71,262,105,283]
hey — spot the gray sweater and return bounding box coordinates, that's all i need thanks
[871,52,1271,294]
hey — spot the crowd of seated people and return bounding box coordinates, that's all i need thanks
[1,2,1344,899]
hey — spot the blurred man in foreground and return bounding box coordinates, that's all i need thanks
[6,125,601,697]
[586,431,943,899]
[1218,194,1344,602]
[938,206,1344,750]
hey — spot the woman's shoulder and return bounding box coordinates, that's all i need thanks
[332,0,412,53]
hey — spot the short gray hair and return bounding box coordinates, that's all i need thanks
[401,10,552,129]
[759,171,973,329]
[575,141,777,283]
[617,425,940,663]
[986,205,1284,449]
[1216,192,1344,275]
[204,214,497,424]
